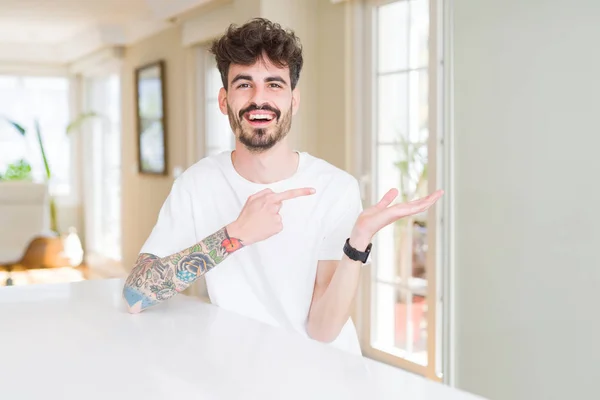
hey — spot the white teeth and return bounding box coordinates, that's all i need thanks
[249,114,273,121]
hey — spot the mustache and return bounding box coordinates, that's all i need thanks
[239,104,281,120]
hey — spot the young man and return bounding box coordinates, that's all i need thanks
[122,18,443,355]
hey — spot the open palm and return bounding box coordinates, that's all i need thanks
[354,188,444,240]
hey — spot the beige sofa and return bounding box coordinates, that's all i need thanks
[0,182,49,264]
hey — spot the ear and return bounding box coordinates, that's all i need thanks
[292,86,300,116]
[218,87,228,115]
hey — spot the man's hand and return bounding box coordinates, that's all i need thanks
[308,187,443,343]
[349,188,445,249]
[227,187,316,246]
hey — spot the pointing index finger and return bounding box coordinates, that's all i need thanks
[272,187,316,202]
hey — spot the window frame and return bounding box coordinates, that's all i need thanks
[80,73,123,264]
[357,0,450,381]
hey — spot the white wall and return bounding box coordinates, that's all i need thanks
[314,0,350,170]
[181,0,261,47]
[453,1,600,399]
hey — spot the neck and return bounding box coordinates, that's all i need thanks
[232,139,298,184]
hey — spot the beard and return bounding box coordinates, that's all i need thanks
[227,102,292,153]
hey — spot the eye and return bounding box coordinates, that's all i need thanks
[236,83,251,89]
[269,83,283,89]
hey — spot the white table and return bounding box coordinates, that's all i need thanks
[0,279,485,400]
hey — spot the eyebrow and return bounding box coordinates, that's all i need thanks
[230,74,288,86]
[231,74,252,85]
[265,76,287,85]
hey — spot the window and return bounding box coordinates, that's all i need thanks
[362,0,446,380]
[198,47,235,158]
[0,75,71,196]
[82,74,122,263]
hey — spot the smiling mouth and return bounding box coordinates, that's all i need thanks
[244,113,275,127]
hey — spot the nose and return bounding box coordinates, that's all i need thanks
[249,84,269,107]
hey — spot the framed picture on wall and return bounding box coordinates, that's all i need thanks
[135,60,167,175]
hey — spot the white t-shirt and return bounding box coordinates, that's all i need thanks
[140,150,364,355]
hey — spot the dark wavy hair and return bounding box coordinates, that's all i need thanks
[210,18,303,90]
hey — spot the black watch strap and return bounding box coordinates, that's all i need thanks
[343,238,372,264]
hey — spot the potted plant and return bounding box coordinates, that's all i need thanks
[2,113,98,234]
[1,113,99,267]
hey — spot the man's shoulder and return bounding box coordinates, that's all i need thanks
[176,152,229,187]
[302,154,363,221]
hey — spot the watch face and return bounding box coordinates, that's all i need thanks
[362,243,373,262]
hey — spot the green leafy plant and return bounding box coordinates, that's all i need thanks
[0,120,29,182]
[1,159,33,181]
[1,112,99,234]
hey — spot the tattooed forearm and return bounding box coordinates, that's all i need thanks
[122,226,243,313]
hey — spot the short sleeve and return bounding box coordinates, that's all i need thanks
[318,178,363,261]
[139,177,198,258]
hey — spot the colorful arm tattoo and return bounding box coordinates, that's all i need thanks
[122,226,243,313]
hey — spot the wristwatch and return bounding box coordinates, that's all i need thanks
[343,238,372,264]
